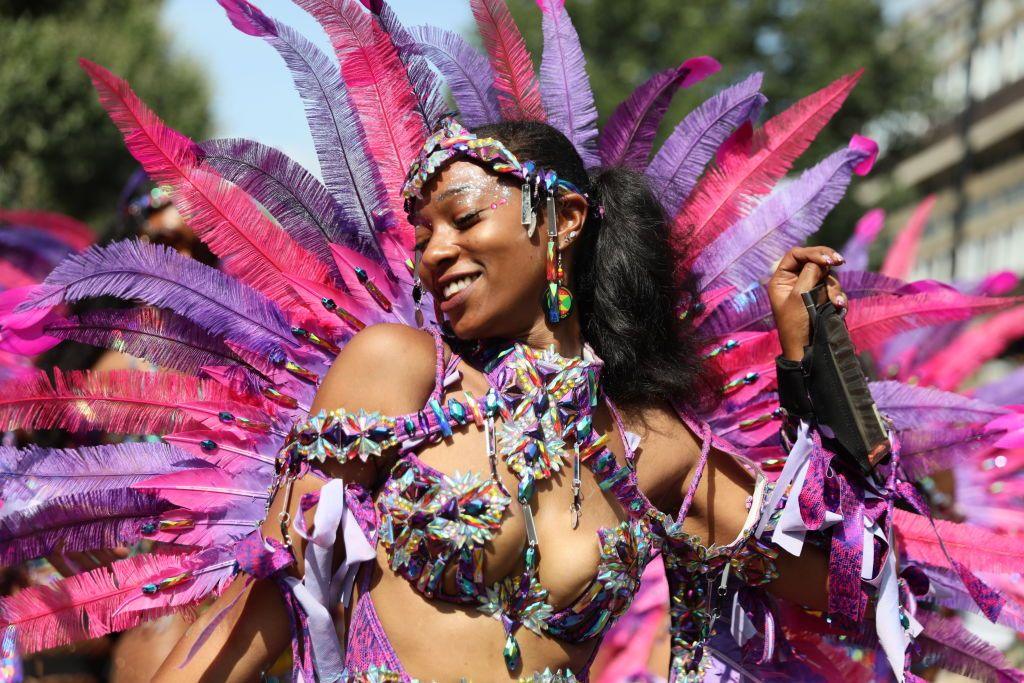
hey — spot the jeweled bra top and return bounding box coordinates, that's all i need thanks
[282,334,661,671]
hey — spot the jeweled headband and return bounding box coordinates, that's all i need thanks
[401,116,588,236]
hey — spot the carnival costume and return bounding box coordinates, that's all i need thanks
[1,0,1024,681]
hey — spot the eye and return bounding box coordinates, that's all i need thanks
[454,209,483,230]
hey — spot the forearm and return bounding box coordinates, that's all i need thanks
[154,575,290,682]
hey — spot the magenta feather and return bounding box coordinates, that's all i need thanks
[924,567,1024,633]
[0,442,195,503]
[44,307,262,381]
[536,0,599,167]
[22,240,296,359]
[295,0,426,232]
[0,551,199,654]
[0,262,35,290]
[0,367,244,435]
[894,509,1024,575]
[164,429,275,470]
[116,547,239,615]
[881,195,936,280]
[914,305,1024,390]
[915,612,1024,683]
[694,137,876,291]
[214,0,389,253]
[677,70,862,262]
[840,208,885,271]
[409,25,501,127]
[870,381,1008,429]
[648,72,765,215]
[81,59,331,307]
[133,469,270,518]
[699,286,774,336]
[0,489,176,566]
[0,210,95,252]
[471,0,546,122]
[599,57,720,171]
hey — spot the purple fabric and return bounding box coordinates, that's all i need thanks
[828,477,867,626]
[344,591,409,679]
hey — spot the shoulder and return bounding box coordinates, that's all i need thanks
[311,323,441,417]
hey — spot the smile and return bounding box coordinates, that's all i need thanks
[441,274,481,301]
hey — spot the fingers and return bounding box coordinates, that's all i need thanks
[776,246,846,277]
[827,275,847,310]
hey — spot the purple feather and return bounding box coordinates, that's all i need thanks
[44,307,265,382]
[409,25,501,127]
[0,227,76,279]
[647,73,765,216]
[0,442,197,506]
[216,0,388,252]
[21,240,295,359]
[198,138,351,272]
[598,56,721,170]
[537,0,599,167]
[924,566,1024,632]
[836,269,907,298]
[699,285,773,336]
[974,366,1024,405]
[694,138,876,291]
[869,380,1008,429]
[916,611,1023,683]
[360,0,447,128]
[840,208,885,271]
[898,425,1005,479]
[0,489,176,566]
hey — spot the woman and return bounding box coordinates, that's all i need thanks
[154,119,835,681]
[2,1,1019,681]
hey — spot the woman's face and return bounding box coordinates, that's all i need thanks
[412,161,546,341]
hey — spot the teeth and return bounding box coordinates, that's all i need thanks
[443,275,478,300]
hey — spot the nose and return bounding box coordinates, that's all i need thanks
[419,227,460,282]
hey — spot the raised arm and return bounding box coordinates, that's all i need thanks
[154,324,439,681]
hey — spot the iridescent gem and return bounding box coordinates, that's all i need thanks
[503,633,521,671]
[199,439,216,452]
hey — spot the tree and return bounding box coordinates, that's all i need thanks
[0,0,211,232]
[507,0,936,244]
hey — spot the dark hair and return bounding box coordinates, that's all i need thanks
[471,121,713,409]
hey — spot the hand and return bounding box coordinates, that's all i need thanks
[768,246,848,361]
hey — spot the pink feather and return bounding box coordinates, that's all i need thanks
[915,305,1024,390]
[0,210,95,252]
[294,0,426,231]
[676,70,862,263]
[471,0,546,121]
[0,368,244,435]
[116,547,239,615]
[880,195,936,280]
[0,551,198,654]
[80,59,329,309]
[0,262,36,290]
[164,429,275,469]
[894,509,1024,574]
[132,469,270,513]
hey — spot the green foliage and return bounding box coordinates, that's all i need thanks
[0,0,210,233]
[506,0,936,244]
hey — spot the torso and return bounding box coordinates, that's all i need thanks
[338,331,707,681]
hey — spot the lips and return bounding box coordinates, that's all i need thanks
[437,273,481,312]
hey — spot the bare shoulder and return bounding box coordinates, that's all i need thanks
[311,323,440,417]
[626,403,703,508]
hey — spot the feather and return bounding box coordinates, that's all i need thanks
[698,285,774,336]
[870,381,1008,429]
[898,425,1004,479]
[163,429,276,469]
[0,551,200,654]
[198,138,345,272]
[835,269,907,298]
[844,290,1017,352]
[0,210,95,252]
[295,0,427,230]
[974,366,1024,406]
[409,25,502,127]
[132,469,270,516]
[924,567,1024,633]
[214,0,388,255]
[599,57,720,170]
[536,0,599,167]
[471,0,546,121]
[23,240,295,359]
[648,72,765,216]
[0,262,36,290]
[116,547,239,615]
[840,208,885,271]
[880,195,936,280]
[914,305,1024,390]
[0,227,77,274]
[80,59,331,306]
[0,489,176,566]
[44,307,262,381]
[975,270,1019,297]
[694,137,877,291]
[0,442,195,504]
[894,509,1024,574]
[915,612,1022,683]
[0,367,245,435]
[359,0,447,128]
[677,70,862,259]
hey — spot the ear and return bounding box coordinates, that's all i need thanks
[556,192,588,249]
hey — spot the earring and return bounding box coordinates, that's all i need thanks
[543,194,573,324]
[411,251,424,328]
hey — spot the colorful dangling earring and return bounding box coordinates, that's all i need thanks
[543,191,573,324]
[410,250,424,328]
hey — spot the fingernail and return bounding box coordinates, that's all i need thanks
[836,295,847,308]
[834,252,845,263]
[823,255,833,265]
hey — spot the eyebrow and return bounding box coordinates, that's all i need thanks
[432,184,474,204]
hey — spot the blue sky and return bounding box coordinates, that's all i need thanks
[160,0,473,175]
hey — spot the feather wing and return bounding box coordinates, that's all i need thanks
[0,210,95,252]
[880,195,936,280]
[869,380,1008,429]
[409,25,502,127]
[894,509,1024,574]
[914,305,1024,390]
[647,72,765,215]
[537,0,599,167]
[915,612,1023,683]
[840,208,885,271]
[471,0,546,121]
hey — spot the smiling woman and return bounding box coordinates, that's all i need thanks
[2,0,1022,682]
